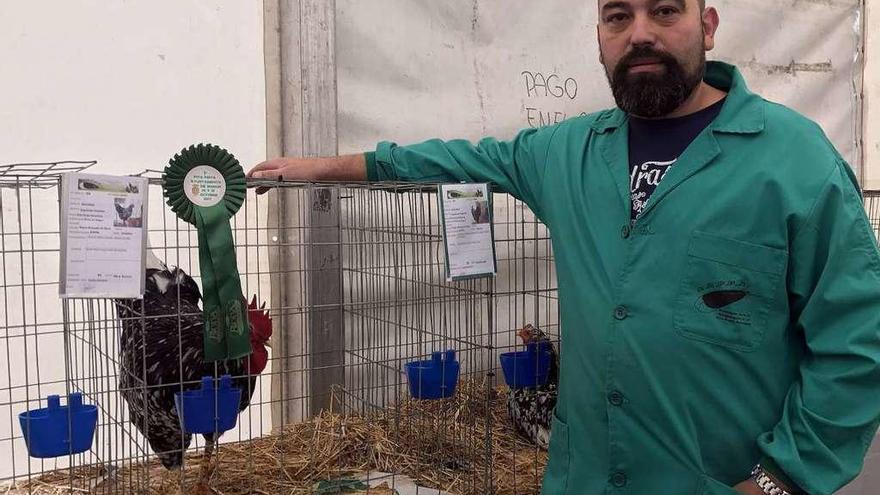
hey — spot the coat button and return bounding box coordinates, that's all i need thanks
[608,390,624,406]
[613,306,628,320]
[611,472,628,487]
[621,225,631,239]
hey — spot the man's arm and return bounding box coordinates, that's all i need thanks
[732,480,768,495]
[745,160,880,495]
[732,472,794,495]
[247,125,562,220]
[248,153,367,184]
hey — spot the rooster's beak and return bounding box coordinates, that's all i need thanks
[264,340,272,349]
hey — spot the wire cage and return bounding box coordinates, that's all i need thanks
[1,162,559,494]
[864,190,880,240]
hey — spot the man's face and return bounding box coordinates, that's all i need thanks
[597,0,717,118]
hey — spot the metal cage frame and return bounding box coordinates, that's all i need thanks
[1,163,559,494]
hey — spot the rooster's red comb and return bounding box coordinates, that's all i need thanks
[246,294,272,339]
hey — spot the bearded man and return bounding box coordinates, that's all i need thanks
[250,2,880,494]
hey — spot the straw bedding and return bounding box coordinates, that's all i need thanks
[8,380,547,494]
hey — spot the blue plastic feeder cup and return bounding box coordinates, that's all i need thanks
[500,341,552,389]
[18,392,98,458]
[174,375,241,435]
[405,350,460,399]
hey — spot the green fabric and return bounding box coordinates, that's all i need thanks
[364,151,378,181]
[369,62,880,495]
[163,143,249,361]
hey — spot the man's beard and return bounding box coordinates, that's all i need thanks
[606,45,705,118]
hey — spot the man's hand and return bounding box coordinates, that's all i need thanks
[732,479,763,494]
[247,154,367,193]
[248,158,319,181]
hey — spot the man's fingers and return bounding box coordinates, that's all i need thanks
[246,160,282,178]
[252,173,285,195]
[250,171,284,180]
[247,167,273,178]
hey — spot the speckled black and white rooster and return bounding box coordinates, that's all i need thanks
[506,324,559,449]
[114,250,272,477]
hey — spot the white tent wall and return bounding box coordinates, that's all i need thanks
[866,0,880,190]
[0,1,268,480]
[336,0,864,174]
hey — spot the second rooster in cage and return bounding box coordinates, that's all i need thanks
[506,324,559,450]
[113,250,273,474]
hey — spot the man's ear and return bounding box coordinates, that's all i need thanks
[597,24,604,64]
[702,7,720,51]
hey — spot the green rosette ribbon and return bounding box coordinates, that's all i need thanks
[162,143,249,362]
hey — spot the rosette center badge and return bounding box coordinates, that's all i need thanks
[184,165,227,208]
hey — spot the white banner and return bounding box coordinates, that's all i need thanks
[336,0,863,176]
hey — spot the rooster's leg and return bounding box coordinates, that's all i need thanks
[196,437,216,491]
[205,435,215,457]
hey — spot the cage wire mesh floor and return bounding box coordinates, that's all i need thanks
[1,165,561,494]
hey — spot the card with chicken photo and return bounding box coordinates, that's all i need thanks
[438,183,497,281]
[60,172,149,298]
[113,197,144,228]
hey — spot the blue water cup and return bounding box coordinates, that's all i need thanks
[404,349,460,399]
[19,392,98,458]
[174,375,241,434]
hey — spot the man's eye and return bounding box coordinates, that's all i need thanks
[606,13,630,24]
[654,6,680,18]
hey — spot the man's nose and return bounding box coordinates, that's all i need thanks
[629,14,658,46]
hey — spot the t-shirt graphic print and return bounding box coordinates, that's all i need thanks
[626,97,726,222]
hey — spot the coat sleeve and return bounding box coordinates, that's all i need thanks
[364,124,561,220]
[757,159,880,495]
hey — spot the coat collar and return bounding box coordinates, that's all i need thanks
[589,61,765,135]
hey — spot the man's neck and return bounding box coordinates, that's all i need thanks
[636,82,728,120]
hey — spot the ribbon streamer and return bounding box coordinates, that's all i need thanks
[163,144,249,361]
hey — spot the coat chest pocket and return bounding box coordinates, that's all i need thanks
[673,231,787,352]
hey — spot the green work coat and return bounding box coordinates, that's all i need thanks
[365,62,880,495]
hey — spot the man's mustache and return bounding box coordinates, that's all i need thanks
[617,47,678,71]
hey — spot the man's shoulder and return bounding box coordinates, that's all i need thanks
[508,110,606,144]
[758,99,840,157]
[762,99,823,131]
[576,108,619,127]
[749,97,856,190]
[532,108,617,135]
[749,97,847,175]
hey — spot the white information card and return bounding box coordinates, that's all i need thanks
[438,183,496,281]
[59,173,148,298]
